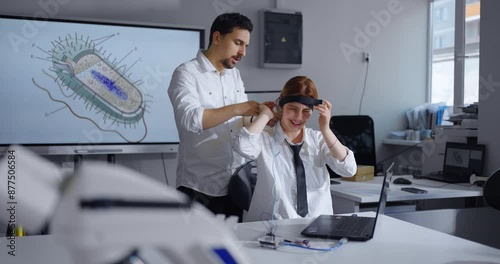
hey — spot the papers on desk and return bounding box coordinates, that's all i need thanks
[406,102,451,131]
[386,103,453,142]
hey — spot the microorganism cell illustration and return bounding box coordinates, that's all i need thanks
[33,33,151,142]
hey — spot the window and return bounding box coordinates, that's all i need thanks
[429,0,480,111]
[435,7,449,22]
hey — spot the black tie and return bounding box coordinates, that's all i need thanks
[288,143,308,217]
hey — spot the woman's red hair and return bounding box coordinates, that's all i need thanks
[280,76,318,99]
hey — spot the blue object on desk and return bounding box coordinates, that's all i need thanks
[436,105,447,125]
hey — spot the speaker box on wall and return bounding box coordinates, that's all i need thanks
[259,9,302,69]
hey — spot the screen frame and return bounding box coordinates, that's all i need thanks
[443,142,486,176]
[0,14,205,155]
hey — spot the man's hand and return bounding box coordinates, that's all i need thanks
[202,100,259,130]
[262,101,275,111]
[235,100,260,116]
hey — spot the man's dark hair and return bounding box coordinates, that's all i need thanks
[208,13,253,47]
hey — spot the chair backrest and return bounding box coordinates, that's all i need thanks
[484,169,500,211]
[330,115,376,166]
[327,115,376,178]
[228,160,257,211]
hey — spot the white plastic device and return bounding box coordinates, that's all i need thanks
[1,145,250,264]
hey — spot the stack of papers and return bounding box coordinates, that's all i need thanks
[406,103,450,131]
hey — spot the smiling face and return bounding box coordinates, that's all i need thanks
[280,102,312,136]
[211,28,250,71]
[277,76,319,142]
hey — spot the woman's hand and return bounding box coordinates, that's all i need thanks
[261,101,280,127]
[247,103,275,134]
[314,99,332,132]
[258,103,274,120]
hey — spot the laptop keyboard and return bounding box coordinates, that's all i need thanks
[334,217,371,237]
[422,171,470,183]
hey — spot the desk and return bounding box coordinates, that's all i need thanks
[331,175,482,213]
[2,213,500,264]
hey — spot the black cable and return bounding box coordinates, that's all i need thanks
[376,141,423,169]
[161,152,169,186]
[358,60,370,115]
[107,154,115,164]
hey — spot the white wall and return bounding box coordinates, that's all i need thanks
[478,0,500,176]
[0,0,428,184]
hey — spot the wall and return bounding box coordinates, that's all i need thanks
[0,0,428,185]
[478,0,500,176]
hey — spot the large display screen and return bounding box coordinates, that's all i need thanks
[0,15,204,155]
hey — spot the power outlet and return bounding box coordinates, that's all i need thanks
[363,52,370,62]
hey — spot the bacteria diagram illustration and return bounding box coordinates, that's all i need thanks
[32,33,151,143]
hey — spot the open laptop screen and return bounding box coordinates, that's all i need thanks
[443,142,486,177]
[377,162,393,217]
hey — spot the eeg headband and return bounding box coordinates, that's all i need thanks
[278,95,323,110]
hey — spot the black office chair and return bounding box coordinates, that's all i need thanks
[327,115,376,177]
[484,169,500,211]
[228,161,257,213]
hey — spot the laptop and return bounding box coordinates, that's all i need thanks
[300,162,394,241]
[416,142,486,183]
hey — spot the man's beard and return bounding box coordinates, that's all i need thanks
[221,56,240,69]
[222,58,235,69]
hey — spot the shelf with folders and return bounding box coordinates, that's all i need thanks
[382,139,423,146]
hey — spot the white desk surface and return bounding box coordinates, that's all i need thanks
[237,212,500,263]
[2,213,500,264]
[331,175,482,204]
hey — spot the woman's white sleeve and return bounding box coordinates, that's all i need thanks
[233,127,263,160]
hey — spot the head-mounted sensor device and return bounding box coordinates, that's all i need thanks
[278,96,323,110]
